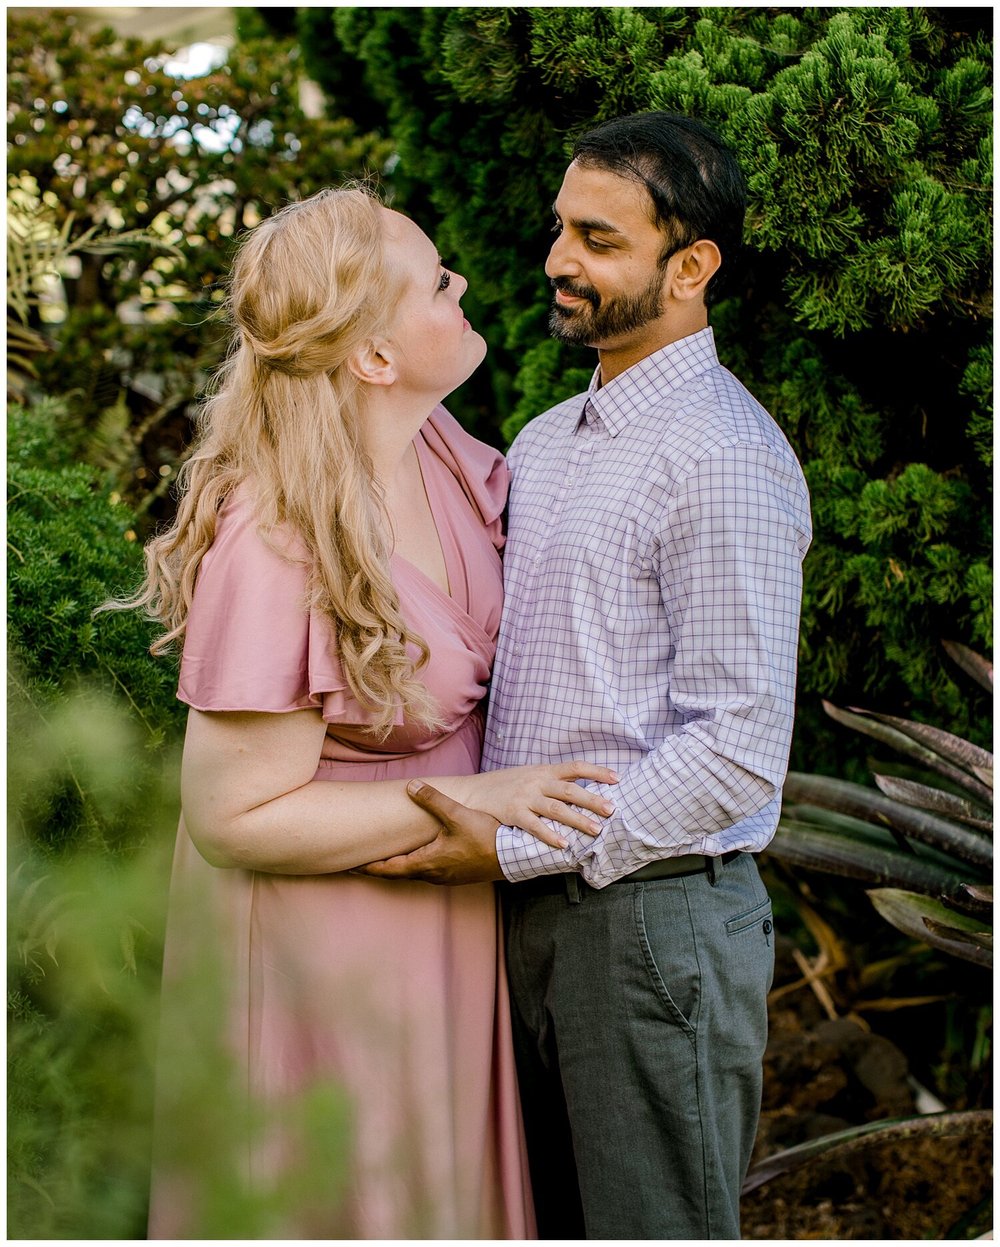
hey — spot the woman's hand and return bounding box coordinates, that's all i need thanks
[456,762,618,849]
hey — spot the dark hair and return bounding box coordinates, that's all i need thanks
[571,112,746,304]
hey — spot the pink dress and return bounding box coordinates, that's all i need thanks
[147,407,535,1240]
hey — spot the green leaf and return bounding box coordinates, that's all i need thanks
[872,773,992,831]
[868,888,992,967]
[782,772,993,870]
[942,640,993,693]
[853,707,993,783]
[922,917,992,952]
[768,820,971,896]
[823,702,993,805]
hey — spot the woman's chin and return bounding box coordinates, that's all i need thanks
[465,332,489,373]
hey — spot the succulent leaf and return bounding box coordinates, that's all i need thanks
[872,773,993,831]
[942,640,993,693]
[823,702,993,804]
[922,917,993,952]
[743,1109,993,1194]
[868,888,992,967]
[769,821,971,895]
[852,709,993,780]
[782,772,993,870]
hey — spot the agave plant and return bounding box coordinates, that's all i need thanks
[767,642,992,967]
[745,645,992,1223]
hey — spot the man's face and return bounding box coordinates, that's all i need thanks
[545,161,674,354]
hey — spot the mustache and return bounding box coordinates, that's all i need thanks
[550,277,600,309]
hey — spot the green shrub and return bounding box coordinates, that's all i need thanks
[293,5,992,752]
[8,397,182,853]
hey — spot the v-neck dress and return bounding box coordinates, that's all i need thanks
[147,407,535,1240]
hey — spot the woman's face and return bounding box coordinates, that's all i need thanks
[380,209,487,402]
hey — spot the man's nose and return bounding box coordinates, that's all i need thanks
[544,230,579,281]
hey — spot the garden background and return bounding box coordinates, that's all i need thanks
[7,5,992,1239]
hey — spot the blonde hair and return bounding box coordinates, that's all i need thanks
[120,186,440,737]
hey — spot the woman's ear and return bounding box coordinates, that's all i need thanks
[346,339,396,387]
[668,239,722,304]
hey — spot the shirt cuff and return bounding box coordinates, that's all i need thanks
[495,823,582,882]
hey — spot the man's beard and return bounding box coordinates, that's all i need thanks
[548,267,665,346]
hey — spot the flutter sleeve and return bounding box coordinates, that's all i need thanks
[177,490,361,722]
[420,405,509,551]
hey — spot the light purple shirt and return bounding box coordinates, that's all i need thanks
[483,328,812,888]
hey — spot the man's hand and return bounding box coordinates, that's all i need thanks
[356,780,504,885]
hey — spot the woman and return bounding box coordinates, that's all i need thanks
[131,187,615,1239]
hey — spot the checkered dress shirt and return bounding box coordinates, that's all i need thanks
[482,328,812,887]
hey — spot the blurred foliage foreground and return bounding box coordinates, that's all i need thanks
[7,687,353,1239]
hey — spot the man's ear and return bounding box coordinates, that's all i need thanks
[667,239,722,303]
[346,339,396,387]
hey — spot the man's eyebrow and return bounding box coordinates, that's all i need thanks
[551,205,624,236]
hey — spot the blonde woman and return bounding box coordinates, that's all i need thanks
[133,188,615,1238]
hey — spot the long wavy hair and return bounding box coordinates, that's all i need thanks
[117,186,441,737]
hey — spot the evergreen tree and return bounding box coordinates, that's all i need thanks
[292,7,991,753]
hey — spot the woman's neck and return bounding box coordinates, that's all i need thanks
[363,388,437,488]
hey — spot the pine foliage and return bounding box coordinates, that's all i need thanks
[8,398,184,852]
[296,6,992,751]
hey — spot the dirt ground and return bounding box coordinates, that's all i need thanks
[742,936,993,1240]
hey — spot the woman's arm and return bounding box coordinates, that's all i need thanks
[181,707,616,875]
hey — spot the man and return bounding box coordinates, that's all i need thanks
[364,113,812,1239]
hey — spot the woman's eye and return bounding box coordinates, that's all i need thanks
[438,270,452,291]
[550,222,563,235]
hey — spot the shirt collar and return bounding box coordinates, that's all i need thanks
[582,327,719,437]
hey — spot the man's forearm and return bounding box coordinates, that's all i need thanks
[495,694,796,888]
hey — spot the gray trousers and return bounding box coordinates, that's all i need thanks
[503,852,774,1240]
